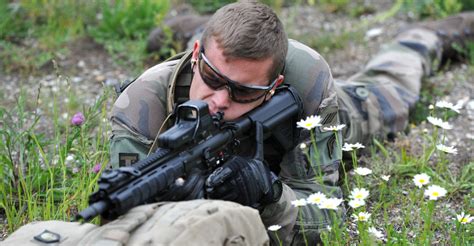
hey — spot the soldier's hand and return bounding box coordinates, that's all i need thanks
[205,156,282,209]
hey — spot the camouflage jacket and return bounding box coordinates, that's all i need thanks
[110,39,343,245]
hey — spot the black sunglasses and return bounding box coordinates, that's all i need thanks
[197,47,278,103]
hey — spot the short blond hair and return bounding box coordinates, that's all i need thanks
[201,1,288,81]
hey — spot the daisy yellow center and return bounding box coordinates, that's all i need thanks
[432,191,439,196]
[359,216,366,220]
[461,218,467,223]
[355,194,363,199]
[305,123,312,127]
[419,179,425,183]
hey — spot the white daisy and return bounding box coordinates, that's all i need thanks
[436,144,458,154]
[455,212,473,224]
[268,225,282,231]
[307,192,327,205]
[424,185,447,200]
[350,188,370,200]
[368,227,384,240]
[354,167,372,176]
[352,212,371,222]
[342,142,365,152]
[341,143,353,152]
[413,173,430,188]
[348,199,366,209]
[352,142,365,149]
[435,100,462,113]
[323,124,346,132]
[318,198,343,210]
[291,199,308,207]
[427,116,453,130]
[381,175,391,181]
[297,115,322,130]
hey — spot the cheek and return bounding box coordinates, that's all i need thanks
[224,101,261,120]
[189,76,211,100]
[189,82,197,100]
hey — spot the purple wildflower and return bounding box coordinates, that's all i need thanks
[92,163,102,173]
[72,167,80,174]
[71,112,85,126]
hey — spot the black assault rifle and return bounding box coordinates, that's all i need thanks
[76,86,303,222]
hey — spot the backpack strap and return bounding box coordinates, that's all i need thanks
[114,51,192,98]
[78,203,162,245]
[166,50,193,115]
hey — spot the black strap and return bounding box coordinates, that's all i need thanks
[114,77,137,97]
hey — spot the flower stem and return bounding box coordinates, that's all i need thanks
[298,208,308,246]
[274,232,282,246]
[420,200,435,244]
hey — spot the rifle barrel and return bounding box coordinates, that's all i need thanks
[76,200,108,222]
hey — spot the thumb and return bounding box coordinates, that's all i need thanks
[206,166,233,188]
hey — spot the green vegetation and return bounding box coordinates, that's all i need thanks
[3,0,470,74]
[317,0,350,13]
[301,30,365,57]
[0,76,112,232]
[454,41,474,66]
[401,0,463,19]
[378,0,473,22]
[304,103,473,245]
[0,0,169,74]
[1,0,472,244]
[0,0,98,73]
[89,0,169,70]
[187,0,234,14]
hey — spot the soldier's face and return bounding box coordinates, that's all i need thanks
[189,38,283,121]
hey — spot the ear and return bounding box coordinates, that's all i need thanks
[275,74,285,87]
[264,74,285,101]
[192,40,200,61]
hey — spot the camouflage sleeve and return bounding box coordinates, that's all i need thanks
[109,60,178,168]
[260,40,344,245]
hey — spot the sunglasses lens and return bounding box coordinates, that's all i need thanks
[199,59,226,89]
[230,83,267,103]
[198,55,271,103]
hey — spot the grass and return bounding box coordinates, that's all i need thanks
[0,73,113,232]
[294,104,473,244]
[0,0,170,74]
[1,0,473,244]
[1,64,472,245]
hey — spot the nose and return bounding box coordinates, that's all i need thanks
[211,87,231,112]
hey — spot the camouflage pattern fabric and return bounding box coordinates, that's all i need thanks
[3,29,441,245]
[108,29,441,244]
[2,200,269,245]
[338,28,441,146]
[109,39,343,245]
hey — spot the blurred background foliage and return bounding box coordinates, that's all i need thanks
[0,0,473,74]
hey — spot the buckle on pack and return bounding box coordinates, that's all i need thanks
[34,230,61,243]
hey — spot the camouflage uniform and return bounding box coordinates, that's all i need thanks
[338,28,441,146]
[3,30,441,245]
[108,28,441,245]
[110,39,343,245]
